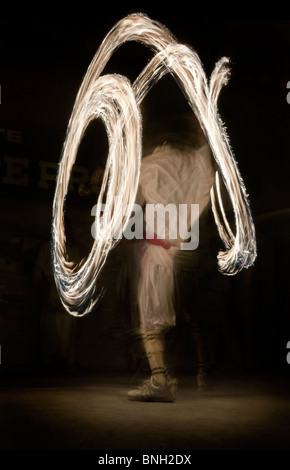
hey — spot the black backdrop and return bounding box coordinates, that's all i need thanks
[0,11,290,375]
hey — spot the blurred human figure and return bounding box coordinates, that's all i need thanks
[78,166,104,199]
[33,221,79,369]
[128,116,215,402]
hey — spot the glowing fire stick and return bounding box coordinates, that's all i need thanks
[51,14,257,316]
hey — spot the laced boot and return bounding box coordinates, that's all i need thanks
[128,376,177,402]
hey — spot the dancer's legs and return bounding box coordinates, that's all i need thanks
[142,329,167,386]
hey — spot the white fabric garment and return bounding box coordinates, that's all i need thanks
[137,143,214,332]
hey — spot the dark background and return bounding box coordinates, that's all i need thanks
[0,10,290,379]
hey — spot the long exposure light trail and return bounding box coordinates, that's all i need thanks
[51,13,257,316]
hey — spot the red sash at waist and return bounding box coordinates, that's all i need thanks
[145,233,169,250]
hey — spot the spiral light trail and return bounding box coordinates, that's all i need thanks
[51,13,257,316]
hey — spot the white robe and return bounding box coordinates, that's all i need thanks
[137,144,214,332]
